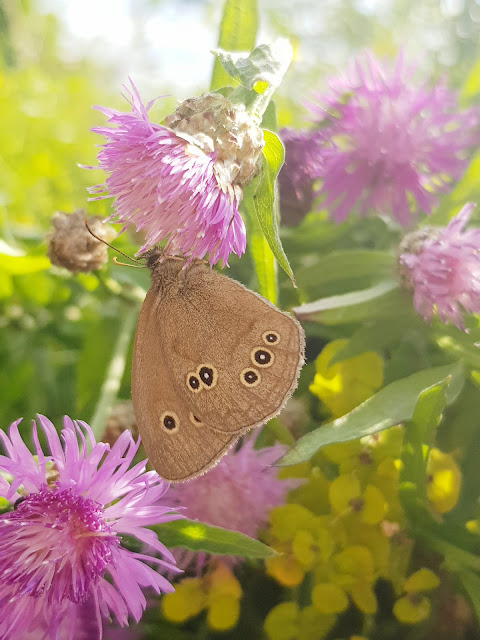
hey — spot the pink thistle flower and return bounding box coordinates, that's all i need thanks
[310,53,479,226]
[0,415,182,640]
[88,82,263,266]
[398,203,480,328]
[165,440,298,573]
[278,128,325,226]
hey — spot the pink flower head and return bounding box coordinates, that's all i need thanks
[165,440,298,573]
[0,415,182,640]
[399,203,480,328]
[88,81,253,266]
[278,127,325,225]
[310,53,479,226]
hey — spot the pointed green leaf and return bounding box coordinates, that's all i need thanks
[400,382,447,510]
[243,192,277,303]
[293,280,409,325]
[294,250,394,298]
[210,0,258,91]
[253,129,294,284]
[276,363,464,467]
[153,518,276,558]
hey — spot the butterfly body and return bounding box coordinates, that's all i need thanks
[132,249,305,482]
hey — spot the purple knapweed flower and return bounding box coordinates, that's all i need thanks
[278,128,324,226]
[309,53,479,226]
[165,440,298,573]
[0,415,182,640]
[88,82,264,266]
[398,203,480,328]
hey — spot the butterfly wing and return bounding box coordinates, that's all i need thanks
[164,267,305,434]
[132,286,238,482]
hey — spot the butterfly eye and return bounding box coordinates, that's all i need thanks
[197,365,218,389]
[262,330,280,345]
[187,373,202,393]
[161,412,179,434]
[241,368,261,387]
[189,412,204,427]
[251,347,274,368]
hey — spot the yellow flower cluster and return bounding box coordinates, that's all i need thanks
[162,341,463,637]
[263,341,462,639]
[162,562,242,631]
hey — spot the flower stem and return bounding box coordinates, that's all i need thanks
[89,304,139,440]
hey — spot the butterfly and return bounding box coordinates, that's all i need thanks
[131,249,305,482]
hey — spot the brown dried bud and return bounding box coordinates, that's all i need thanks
[47,210,115,273]
[102,401,138,447]
[165,93,264,191]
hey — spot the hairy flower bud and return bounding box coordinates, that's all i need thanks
[398,203,480,328]
[164,93,264,191]
[47,210,115,273]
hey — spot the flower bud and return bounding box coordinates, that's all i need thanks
[47,210,115,273]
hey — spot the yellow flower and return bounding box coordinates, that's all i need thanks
[394,594,431,624]
[266,546,306,587]
[161,577,206,623]
[269,504,318,542]
[329,474,387,525]
[426,448,462,514]
[403,568,440,592]
[298,606,336,640]
[312,583,349,614]
[264,602,336,640]
[309,340,383,418]
[343,522,390,576]
[291,518,334,569]
[162,563,242,631]
[205,563,242,631]
[207,595,240,631]
[264,602,298,640]
[331,546,378,614]
[393,568,440,624]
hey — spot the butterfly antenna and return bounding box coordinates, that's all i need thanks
[84,220,145,266]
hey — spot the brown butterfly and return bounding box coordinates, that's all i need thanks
[131,249,305,482]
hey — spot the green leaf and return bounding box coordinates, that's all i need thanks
[153,518,276,558]
[276,363,465,467]
[253,130,294,284]
[293,280,409,325]
[213,39,292,92]
[210,0,258,91]
[400,383,447,507]
[243,192,277,303]
[294,250,394,299]
[0,253,50,275]
[330,314,425,365]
